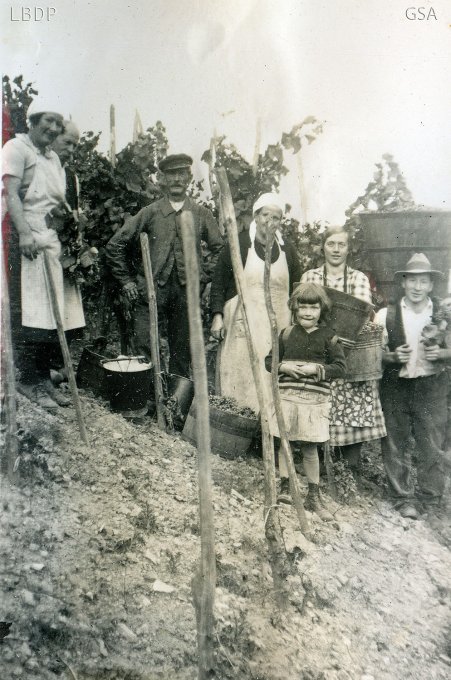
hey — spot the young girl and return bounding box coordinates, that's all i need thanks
[265,283,346,520]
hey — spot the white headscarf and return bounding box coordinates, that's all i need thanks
[250,192,285,244]
[252,192,285,215]
[27,99,66,123]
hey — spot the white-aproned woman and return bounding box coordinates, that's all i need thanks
[210,193,301,413]
[2,99,85,409]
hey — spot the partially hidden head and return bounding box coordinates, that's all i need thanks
[395,253,443,305]
[322,225,353,268]
[158,154,193,200]
[26,99,65,150]
[51,120,80,164]
[288,282,332,328]
[252,193,285,243]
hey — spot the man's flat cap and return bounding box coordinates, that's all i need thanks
[159,154,193,172]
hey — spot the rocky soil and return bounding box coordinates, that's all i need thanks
[1,389,451,680]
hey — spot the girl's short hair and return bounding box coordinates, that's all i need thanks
[288,282,332,321]
[321,224,354,248]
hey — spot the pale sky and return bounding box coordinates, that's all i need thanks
[2,0,451,223]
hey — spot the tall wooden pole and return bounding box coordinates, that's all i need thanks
[133,109,144,142]
[43,252,90,447]
[179,211,216,680]
[110,105,117,168]
[263,232,310,535]
[207,135,224,235]
[1,249,19,481]
[140,233,166,430]
[252,117,262,177]
[296,151,308,225]
[216,167,289,608]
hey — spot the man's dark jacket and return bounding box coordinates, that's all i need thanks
[106,196,223,297]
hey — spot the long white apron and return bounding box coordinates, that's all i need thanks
[218,238,290,413]
[21,151,85,330]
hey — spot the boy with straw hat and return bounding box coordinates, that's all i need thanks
[375,253,450,520]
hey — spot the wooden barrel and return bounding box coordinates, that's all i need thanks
[182,401,258,459]
[358,211,451,301]
[345,323,383,382]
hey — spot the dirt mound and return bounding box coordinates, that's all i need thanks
[1,392,450,679]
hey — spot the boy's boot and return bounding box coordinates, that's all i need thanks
[304,483,333,521]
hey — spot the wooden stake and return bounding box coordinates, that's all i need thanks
[323,441,337,499]
[1,249,19,481]
[216,167,289,608]
[296,151,308,225]
[140,233,166,430]
[179,211,216,680]
[252,117,262,177]
[43,252,89,447]
[207,135,224,235]
[263,232,311,535]
[109,105,117,168]
[133,109,144,142]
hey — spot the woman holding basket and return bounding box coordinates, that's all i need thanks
[301,225,386,475]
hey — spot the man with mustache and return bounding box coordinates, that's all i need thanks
[106,154,223,378]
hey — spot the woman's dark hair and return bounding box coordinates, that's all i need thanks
[288,282,332,322]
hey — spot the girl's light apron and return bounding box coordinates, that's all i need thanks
[21,150,85,331]
[218,234,290,413]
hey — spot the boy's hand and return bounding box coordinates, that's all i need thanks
[394,344,412,364]
[424,344,444,362]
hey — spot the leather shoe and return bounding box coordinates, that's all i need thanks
[43,380,71,407]
[277,478,292,505]
[399,504,418,520]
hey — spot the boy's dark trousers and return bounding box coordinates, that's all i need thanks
[380,370,448,506]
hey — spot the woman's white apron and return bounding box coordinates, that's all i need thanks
[218,232,290,413]
[21,150,85,330]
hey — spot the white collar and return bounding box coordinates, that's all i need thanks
[400,296,432,313]
[16,132,53,158]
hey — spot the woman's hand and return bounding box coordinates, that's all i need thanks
[19,232,39,260]
[210,313,225,341]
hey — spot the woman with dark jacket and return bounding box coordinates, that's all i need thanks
[210,193,301,413]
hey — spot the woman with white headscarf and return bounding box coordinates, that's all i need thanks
[210,193,301,413]
[2,100,85,409]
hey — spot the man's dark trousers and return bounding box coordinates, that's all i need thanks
[380,371,448,505]
[133,268,190,378]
